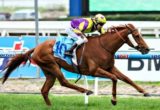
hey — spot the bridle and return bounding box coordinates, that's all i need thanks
[114,25,138,43]
[125,24,138,36]
[99,25,139,54]
[114,27,126,43]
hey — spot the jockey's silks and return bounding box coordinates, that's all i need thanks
[71,18,106,35]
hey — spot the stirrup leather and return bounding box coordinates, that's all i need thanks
[64,51,73,57]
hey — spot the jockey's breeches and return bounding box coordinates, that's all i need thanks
[66,28,88,45]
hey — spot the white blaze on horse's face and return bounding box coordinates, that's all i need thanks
[128,34,138,47]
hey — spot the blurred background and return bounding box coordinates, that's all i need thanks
[0,0,160,37]
[0,0,160,96]
[0,0,68,20]
[1,0,160,20]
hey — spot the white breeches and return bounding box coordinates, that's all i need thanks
[66,28,88,45]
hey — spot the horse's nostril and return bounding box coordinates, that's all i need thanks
[144,48,150,54]
[141,48,150,54]
[147,48,150,52]
[146,48,150,52]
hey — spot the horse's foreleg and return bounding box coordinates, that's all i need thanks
[94,68,117,105]
[41,69,56,106]
[112,66,150,96]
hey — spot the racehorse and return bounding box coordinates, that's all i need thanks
[2,24,150,106]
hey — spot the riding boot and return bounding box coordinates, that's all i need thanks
[64,43,78,57]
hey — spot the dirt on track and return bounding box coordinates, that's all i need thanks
[0,78,160,96]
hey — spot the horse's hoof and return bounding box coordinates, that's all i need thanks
[144,93,151,97]
[86,91,93,95]
[111,99,117,106]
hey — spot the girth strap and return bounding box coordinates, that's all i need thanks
[73,44,86,83]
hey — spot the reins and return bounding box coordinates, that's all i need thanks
[98,25,138,54]
[113,27,126,43]
[74,43,86,83]
[98,26,126,54]
[98,36,114,54]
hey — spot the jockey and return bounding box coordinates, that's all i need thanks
[65,13,107,57]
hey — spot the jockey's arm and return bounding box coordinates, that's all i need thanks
[73,28,87,39]
[98,27,106,34]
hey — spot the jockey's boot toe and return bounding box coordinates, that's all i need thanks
[64,51,73,57]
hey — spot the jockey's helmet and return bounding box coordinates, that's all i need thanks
[94,14,106,25]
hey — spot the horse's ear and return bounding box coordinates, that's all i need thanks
[127,23,135,29]
[126,24,137,31]
[126,24,131,28]
[127,23,132,26]
[127,24,139,36]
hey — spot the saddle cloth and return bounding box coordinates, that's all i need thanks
[53,36,77,65]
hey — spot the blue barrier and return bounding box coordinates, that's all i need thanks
[0,36,160,79]
[0,36,51,78]
[1,53,160,59]
[115,52,160,59]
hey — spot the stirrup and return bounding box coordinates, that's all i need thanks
[64,51,73,57]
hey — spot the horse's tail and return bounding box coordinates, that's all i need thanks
[2,48,35,84]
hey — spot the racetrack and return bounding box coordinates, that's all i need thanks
[1,79,160,95]
[0,94,159,110]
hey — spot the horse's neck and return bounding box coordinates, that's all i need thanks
[100,30,128,54]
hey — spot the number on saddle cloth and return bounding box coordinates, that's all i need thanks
[53,36,77,65]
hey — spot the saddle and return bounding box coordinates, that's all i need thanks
[53,36,78,65]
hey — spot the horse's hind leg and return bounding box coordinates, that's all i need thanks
[46,63,93,95]
[111,66,150,96]
[41,68,56,106]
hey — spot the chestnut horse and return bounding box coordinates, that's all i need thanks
[2,24,150,106]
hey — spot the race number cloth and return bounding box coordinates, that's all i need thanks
[53,36,77,65]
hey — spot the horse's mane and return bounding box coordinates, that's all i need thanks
[106,24,127,33]
[109,24,126,30]
[87,24,130,39]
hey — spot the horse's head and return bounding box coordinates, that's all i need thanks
[125,24,150,54]
[99,24,150,54]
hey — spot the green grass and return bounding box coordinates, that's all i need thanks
[0,7,30,13]
[0,6,67,14]
[66,79,160,87]
[0,6,50,13]
[0,94,160,110]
